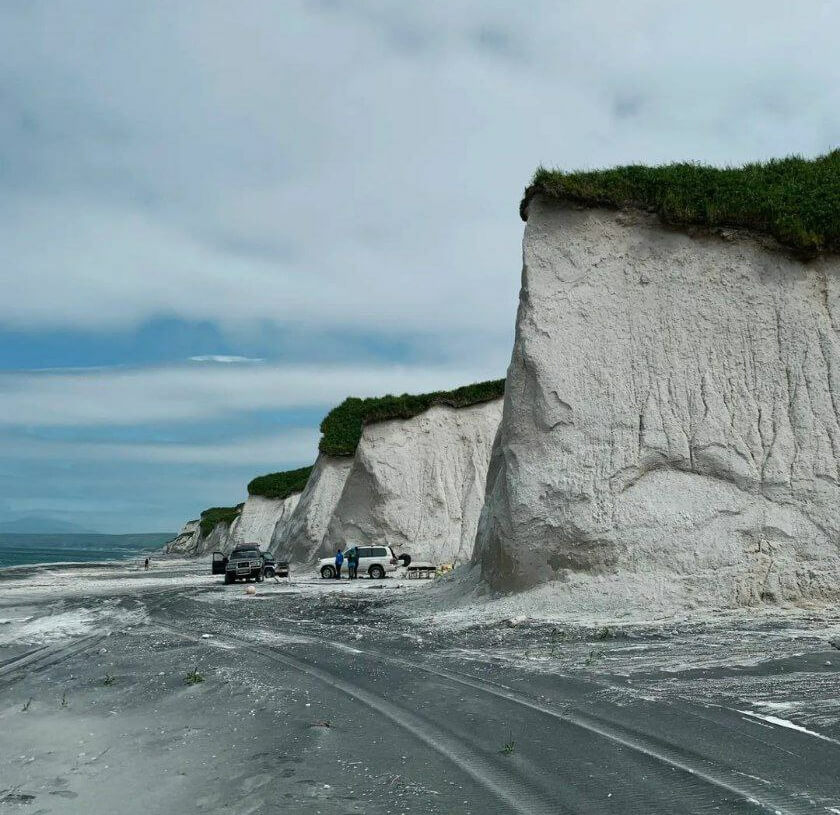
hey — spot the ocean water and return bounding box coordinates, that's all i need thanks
[0,533,173,568]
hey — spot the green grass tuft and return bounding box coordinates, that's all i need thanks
[522,150,840,255]
[247,466,314,500]
[185,667,204,685]
[318,378,505,456]
[199,505,242,537]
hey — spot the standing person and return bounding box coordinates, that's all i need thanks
[334,548,344,579]
[347,547,358,580]
[144,557,149,570]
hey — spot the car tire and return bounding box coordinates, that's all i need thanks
[369,565,385,579]
[321,565,335,579]
[263,568,275,578]
[398,554,411,567]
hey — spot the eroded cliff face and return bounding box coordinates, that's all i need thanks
[270,453,353,562]
[166,493,302,558]
[165,518,235,557]
[475,198,840,606]
[230,494,300,550]
[164,520,200,554]
[325,401,502,564]
[201,519,237,556]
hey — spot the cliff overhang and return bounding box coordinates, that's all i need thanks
[198,505,242,538]
[318,379,505,457]
[521,150,840,257]
[247,466,314,500]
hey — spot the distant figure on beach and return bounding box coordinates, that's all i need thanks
[334,548,343,579]
[144,557,149,570]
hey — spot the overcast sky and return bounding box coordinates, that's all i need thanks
[2,1,839,532]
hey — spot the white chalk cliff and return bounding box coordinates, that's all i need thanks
[475,198,840,606]
[325,401,502,564]
[270,453,353,562]
[164,519,200,555]
[167,391,503,566]
[202,518,239,556]
[165,515,239,557]
[230,493,301,550]
[166,492,303,557]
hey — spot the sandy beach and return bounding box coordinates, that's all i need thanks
[2,559,840,813]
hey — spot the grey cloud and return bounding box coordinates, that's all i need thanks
[469,24,527,62]
[1,428,320,466]
[4,0,837,343]
[612,94,646,120]
[188,355,264,364]
[3,1,839,532]
[0,362,499,427]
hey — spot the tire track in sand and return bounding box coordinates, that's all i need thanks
[173,606,819,814]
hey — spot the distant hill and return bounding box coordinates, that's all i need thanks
[0,516,98,534]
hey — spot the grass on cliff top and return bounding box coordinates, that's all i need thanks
[319,378,505,457]
[199,505,242,537]
[247,466,314,500]
[523,150,840,255]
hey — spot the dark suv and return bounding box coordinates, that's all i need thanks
[260,553,289,579]
[217,546,264,584]
[211,546,290,583]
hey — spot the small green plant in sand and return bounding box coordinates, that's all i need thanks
[103,673,116,686]
[499,726,518,756]
[21,697,33,712]
[60,691,68,708]
[185,667,205,685]
[584,649,605,666]
[549,627,568,657]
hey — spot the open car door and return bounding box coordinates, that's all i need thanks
[211,551,227,575]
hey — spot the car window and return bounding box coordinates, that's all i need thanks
[372,547,388,557]
[357,547,372,558]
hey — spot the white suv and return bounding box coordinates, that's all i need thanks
[318,545,400,579]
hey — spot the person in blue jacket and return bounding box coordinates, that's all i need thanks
[346,547,358,579]
[334,548,344,579]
